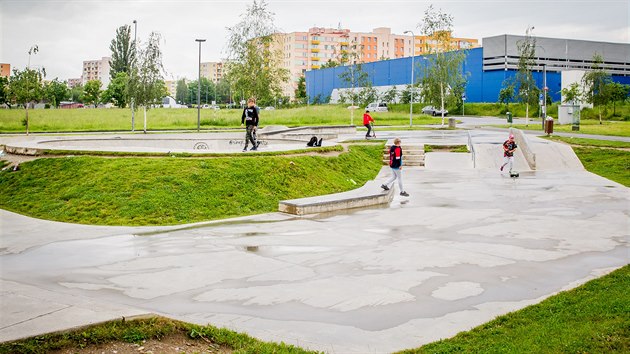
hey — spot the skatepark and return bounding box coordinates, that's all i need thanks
[1,126,628,353]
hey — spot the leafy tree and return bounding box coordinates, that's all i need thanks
[129,31,167,132]
[69,84,84,103]
[561,82,582,105]
[399,84,413,104]
[187,78,215,104]
[224,0,289,105]
[515,27,538,123]
[43,78,69,108]
[321,60,339,69]
[294,76,306,103]
[109,25,136,80]
[102,72,129,108]
[499,82,515,110]
[582,53,612,124]
[382,86,398,104]
[606,82,629,116]
[83,80,102,107]
[0,76,9,106]
[8,45,45,134]
[175,79,188,104]
[418,5,467,126]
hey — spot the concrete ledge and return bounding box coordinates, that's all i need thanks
[510,128,536,170]
[279,176,394,216]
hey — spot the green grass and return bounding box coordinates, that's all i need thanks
[0,105,444,133]
[493,119,630,137]
[399,265,630,353]
[572,147,630,186]
[543,136,630,149]
[424,144,469,153]
[0,144,383,226]
[0,316,316,354]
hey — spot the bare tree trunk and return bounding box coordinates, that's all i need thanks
[525,103,529,127]
[598,106,602,125]
[143,106,147,133]
[25,103,29,136]
[440,82,445,126]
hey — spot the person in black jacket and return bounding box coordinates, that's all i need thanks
[240,98,260,152]
[381,138,409,197]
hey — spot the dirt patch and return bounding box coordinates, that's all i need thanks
[51,332,232,354]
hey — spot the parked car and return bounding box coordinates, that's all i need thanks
[366,102,388,112]
[422,105,448,116]
[264,106,275,110]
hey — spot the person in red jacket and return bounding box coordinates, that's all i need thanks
[381,138,409,197]
[363,109,375,139]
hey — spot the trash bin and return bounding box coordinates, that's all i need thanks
[544,116,554,135]
[507,112,513,124]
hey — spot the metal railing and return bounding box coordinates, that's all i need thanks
[467,130,476,168]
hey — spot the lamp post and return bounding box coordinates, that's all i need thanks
[195,39,206,132]
[404,30,415,127]
[131,20,137,132]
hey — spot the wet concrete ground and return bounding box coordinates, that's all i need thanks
[1,130,629,353]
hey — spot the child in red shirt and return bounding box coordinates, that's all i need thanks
[363,110,375,139]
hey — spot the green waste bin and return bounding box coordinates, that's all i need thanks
[507,112,513,124]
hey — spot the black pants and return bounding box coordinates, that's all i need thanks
[365,123,372,137]
[245,125,257,149]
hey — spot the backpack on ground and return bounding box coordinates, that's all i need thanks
[307,136,318,147]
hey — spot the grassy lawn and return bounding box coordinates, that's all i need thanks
[400,265,630,353]
[543,136,630,149]
[493,119,630,137]
[424,144,469,153]
[0,316,315,354]
[572,147,630,186]
[0,105,443,133]
[0,144,383,226]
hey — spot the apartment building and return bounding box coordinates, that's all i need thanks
[67,78,82,88]
[0,63,10,78]
[275,27,478,98]
[200,61,224,83]
[82,57,111,87]
[164,80,178,97]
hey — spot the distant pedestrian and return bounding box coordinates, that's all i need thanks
[363,109,375,139]
[241,98,260,152]
[500,133,518,172]
[381,138,409,197]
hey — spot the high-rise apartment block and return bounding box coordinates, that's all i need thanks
[274,27,479,98]
[0,63,10,78]
[82,57,111,87]
[200,61,224,83]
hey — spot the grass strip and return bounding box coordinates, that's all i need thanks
[0,316,317,354]
[543,136,630,149]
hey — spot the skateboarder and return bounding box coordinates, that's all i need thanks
[363,109,375,139]
[240,98,260,152]
[500,133,518,173]
[381,138,410,197]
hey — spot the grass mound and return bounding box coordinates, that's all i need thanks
[0,145,383,226]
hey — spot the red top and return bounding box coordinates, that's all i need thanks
[363,113,374,125]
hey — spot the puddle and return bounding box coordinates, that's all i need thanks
[240,245,334,256]
[133,218,294,237]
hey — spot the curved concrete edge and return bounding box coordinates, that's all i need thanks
[279,167,394,215]
[510,128,536,170]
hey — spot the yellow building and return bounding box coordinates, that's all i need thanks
[200,61,224,83]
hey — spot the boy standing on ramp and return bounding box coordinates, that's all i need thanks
[381,138,410,197]
[241,98,260,152]
[500,133,518,173]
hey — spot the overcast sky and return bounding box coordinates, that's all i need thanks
[1,0,628,82]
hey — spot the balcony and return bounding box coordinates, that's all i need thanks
[311,39,320,45]
[311,64,321,69]
[340,41,349,46]
[340,50,349,55]
[311,57,320,61]
[311,48,320,53]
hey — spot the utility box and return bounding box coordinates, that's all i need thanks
[507,112,513,124]
[558,104,580,125]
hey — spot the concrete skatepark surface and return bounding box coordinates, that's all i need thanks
[1,129,628,353]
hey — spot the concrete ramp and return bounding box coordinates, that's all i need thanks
[473,143,530,171]
[424,152,473,170]
[528,137,584,170]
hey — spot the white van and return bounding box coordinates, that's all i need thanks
[366,102,388,112]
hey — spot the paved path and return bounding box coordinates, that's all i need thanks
[1,130,628,353]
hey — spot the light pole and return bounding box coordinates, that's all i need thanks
[404,30,415,127]
[195,39,206,132]
[131,20,137,132]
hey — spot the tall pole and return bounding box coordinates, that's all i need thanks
[195,39,206,132]
[404,31,415,127]
[131,20,137,132]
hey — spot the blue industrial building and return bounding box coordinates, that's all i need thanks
[306,35,630,104]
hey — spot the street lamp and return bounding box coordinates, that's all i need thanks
[404,30,415,127]
[195,39,206,132]
[132,20,137,132]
